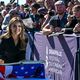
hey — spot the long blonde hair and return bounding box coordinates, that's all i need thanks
[0,17,27,50]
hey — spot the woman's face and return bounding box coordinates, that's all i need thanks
[10,21,22,36]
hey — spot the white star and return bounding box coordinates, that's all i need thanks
[21,67,24,70]
[25,72,28,74]
[31,66,35,69]
[15,71,18,74]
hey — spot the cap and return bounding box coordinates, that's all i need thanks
[38,7,47,15]
[54,0,65,6]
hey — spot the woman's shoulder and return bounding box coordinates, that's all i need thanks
[0,33,10,41]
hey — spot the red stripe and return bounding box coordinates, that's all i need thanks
[0,78,4,80]
[0,66,5,75]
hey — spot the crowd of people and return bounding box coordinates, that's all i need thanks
[0,0,80,63]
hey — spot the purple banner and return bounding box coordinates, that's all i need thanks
[34,32,77,80]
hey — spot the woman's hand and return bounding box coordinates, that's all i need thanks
[0,59,4,64]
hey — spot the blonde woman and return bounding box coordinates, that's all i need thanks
[0,17,28,63]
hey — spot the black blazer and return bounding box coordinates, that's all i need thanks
[0,36,27,63]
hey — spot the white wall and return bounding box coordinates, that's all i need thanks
[0,0,26,5]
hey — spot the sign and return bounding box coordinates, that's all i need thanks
[34,32,77,80]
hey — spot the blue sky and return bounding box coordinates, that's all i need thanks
[0,0,26,5]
